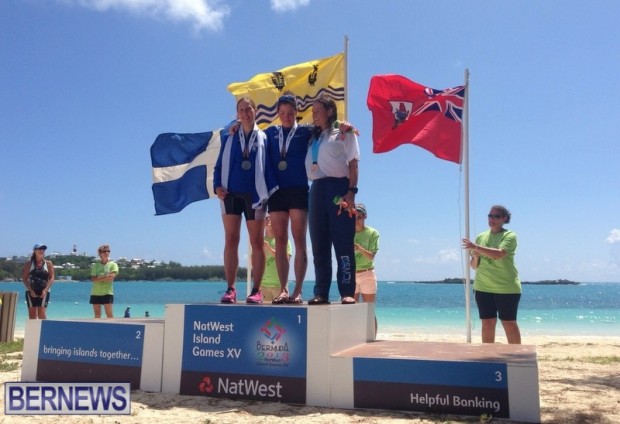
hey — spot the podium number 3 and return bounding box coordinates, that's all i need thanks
[495,371,503,382]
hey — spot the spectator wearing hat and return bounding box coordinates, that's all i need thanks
[90,244,119,318]
[22,243,54,319]
[353,204,380,331]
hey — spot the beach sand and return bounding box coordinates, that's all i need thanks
[1,334,618,423]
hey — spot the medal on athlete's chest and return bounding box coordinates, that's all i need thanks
[239,130,257,171]
[310,130,325,174]
[278,125,296,172]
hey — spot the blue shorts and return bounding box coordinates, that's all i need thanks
[268,187,308,212]
[475,290,521,321]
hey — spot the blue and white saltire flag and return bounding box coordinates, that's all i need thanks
[151,129,223,215]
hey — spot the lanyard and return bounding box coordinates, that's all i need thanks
[278,123,298,160]
[311,129,328,164]
[239,129,257,159]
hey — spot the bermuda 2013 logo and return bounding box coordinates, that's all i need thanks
[256,317,290,367]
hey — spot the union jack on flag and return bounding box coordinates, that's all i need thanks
[411,86,465,123]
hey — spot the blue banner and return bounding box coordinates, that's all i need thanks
[354,358,507,389]
[181,305,307,378]
[39,321,145,367]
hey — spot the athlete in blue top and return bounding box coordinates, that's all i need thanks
[214,97,273,304]
[263,94,314,304]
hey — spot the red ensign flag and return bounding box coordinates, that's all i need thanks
[367,74,465,164]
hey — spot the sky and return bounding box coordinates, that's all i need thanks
[2,0,620,283]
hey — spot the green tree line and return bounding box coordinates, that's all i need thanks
[0,255,246,282]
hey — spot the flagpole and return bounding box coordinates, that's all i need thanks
[463,69,472,343]
[344,35,349,121]
[247,240,252,298]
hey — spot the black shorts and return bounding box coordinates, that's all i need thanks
[475,290,521,321]
[26,291,50,308]
[90,295,114,305]
[268,187,309,212]
[221,192,265,220]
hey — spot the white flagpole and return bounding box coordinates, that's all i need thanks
[463,69,472,343]
[344,35,349,121]
[247,240,252,298]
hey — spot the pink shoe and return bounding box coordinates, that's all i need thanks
[246,288,263,304]
[221,287,237,304]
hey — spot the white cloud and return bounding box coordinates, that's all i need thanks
[606,228,620,244]
[270,0,310,13]
[412,248,460,264]
[201,247,213,259]
[438,248,459,263]
[65,0,230,31]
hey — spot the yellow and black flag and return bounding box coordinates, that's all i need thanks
[227,53,345,129]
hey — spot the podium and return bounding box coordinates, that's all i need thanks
[331,340,540,422]
[20,303,540,422]
[161,303,375,405]
[21,319,164,391]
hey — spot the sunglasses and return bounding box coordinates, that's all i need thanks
[99,250,111,253]
[487,214,503,219]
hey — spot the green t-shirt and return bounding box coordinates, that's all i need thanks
[473,229,521,294]
[261,237,292,288]
[90,261,119,296]
[354,226,380,271]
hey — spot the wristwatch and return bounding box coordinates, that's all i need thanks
[348,186,358,194]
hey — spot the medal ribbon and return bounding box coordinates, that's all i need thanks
[278,123,298,160]
[311,129,326,165]
[239,129,257,159]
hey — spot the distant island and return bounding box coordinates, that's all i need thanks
[1,256,580,285]
[412,278,581,285]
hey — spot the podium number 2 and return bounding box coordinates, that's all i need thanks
[136,330,142,339]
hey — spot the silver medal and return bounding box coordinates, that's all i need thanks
[241,160,252,170]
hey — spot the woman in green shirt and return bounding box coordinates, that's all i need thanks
[90,244,119,318]
[462,205,521,344]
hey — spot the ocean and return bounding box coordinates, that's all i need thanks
[1,281,618,338]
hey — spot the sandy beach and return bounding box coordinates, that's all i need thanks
[1,333,618,423]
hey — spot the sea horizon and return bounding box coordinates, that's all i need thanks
[1,280,618,340]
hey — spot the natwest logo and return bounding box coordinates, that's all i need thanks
[198,376,214,394]
[200,376,283,399]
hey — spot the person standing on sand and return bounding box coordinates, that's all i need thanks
[353,203,379,333]
[462,205,522,344]
[261,214,292,302]
[90,244,119,318]
[22,243,54,319]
